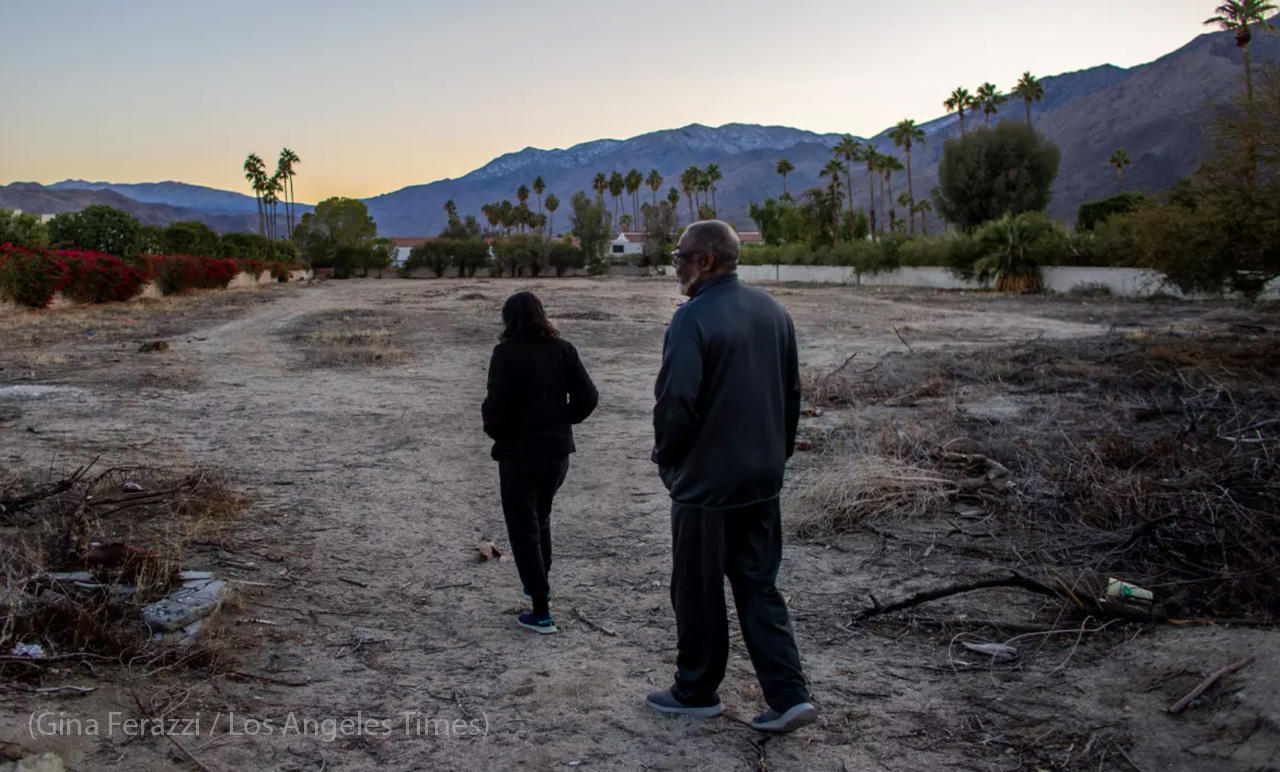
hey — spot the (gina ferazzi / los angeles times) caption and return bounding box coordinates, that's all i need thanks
[28,710,489,742]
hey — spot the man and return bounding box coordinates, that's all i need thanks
[646,220,816,733]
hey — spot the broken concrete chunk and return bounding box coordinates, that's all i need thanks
[142,579,227,632]
[12,752,65,772]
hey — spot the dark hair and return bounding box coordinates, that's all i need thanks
[501,291,560,341]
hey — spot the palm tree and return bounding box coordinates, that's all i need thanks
[444,199,458,224]
[833,135,860,229]
[499,200,514,235]
[278,148,300,240]
[667,187,682,224]
[888,120,926,236]
[620,214,632,232]
[243,153,266,237]
[592,172,608,204]
[481,203,499,233]
[680,167,699,223]
[704,163,722,218]
[646,169,663,209]
[545,193,559,235]
[859,143,881,238]
[266,171,284,239]
[608,172,625,229]
[775,158,795,197]
[977,83,1006,128]
[1205,1,1278,119]
[915,199,933,236]
[1109,148,1131,193]
[874,155,904,233]
[1011,72,1045,128]
[626,168,643,228]
[820,159,845,246]
[945,87,975,135]
[532,176,546,218]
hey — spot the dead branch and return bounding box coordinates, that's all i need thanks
[573,607,618,637]
[0,457,98,513]
[893,327,915,354]
[1168,654,1256,714]
[853,571,1070,622]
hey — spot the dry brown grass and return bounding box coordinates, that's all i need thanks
[290,309,411,367]
[786,455,952,537]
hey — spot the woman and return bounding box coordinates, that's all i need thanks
[482,291,598,634]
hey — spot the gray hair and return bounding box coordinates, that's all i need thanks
[683,220,740,270]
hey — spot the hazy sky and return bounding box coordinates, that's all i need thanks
[0,0,1222,201]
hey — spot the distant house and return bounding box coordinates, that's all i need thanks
[392,237,429,267]
[610,230,763,260]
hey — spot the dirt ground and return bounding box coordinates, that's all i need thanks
[2,278,1278,772]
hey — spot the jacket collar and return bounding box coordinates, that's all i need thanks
[693,272,739,296]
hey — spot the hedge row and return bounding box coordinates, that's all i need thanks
[0,245,295,309]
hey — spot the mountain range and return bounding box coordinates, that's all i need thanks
[3,26,1276,237]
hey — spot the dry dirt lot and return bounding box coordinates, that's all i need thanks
[1,278,1278,772]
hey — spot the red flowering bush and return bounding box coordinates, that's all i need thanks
[57,249,149,304]
[0,245,69,308]
[150,255,238,295]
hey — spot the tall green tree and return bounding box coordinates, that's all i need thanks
[243,153,267,237]
[945,87,976,135]
[833,135,861,229]
[933,122,1061,231]
[680,167,699,223]
[278,148,300,240]
[625,168,643,228]
[608,171,625,229]
[0,208,49,250]
[646,169,664,210]
[977,82,1006,128]
[820,159,845,246]
[1011,72,1045,127]
[1205,0,1278,121]
[889,120,926,236]
[876,155,905,233]
[859,143,881,238]
[293,197,378,275]
[545,193,560,235]
[704,163,722,218]
[775,158,795,197]
[569,190,611,269]
[591,173,608,204]
[1109,148,1132,193]
[667,187,682,224]
[532,176,546,218]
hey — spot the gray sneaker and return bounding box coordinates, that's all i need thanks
[645,689,724,718]
[751,702,818,733]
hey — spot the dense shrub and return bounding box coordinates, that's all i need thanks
[46,205,143,256]
[57,249,149,304]
[0,246,68,308]
[1077,192,1148,232]
[547,241,585,276]
[151,255,238,295]
[0,208,49,250]
[161,221,222,257]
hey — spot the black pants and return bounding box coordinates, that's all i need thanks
[670,498,810,712]
[498,454,569,613]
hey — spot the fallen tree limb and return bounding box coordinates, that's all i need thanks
[1168,654,1256,714]
[852,571,1167,624]
[853,571,1069,622]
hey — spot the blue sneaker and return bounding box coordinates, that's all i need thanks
[517,611,557,635]
[751,702,818,733]
[645,689,724,718]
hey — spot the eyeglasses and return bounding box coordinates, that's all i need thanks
[671,249,700,266]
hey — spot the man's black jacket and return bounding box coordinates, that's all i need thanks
[652,273,801,508]
[482,336,598,459]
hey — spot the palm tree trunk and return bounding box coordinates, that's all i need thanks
[922,210,928,237]
[844,167,855,236]
[710,188,716,219]
[687,195,694,223]
[887,174,896,232]
[866,170,877,240]
[256,194,264,237]
[1025,99,1032,128]
[1118,167,1124,194]
[906,150,915,237]
[959,110,966,136]
[878,175,886,236]
[782,173,788,196]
